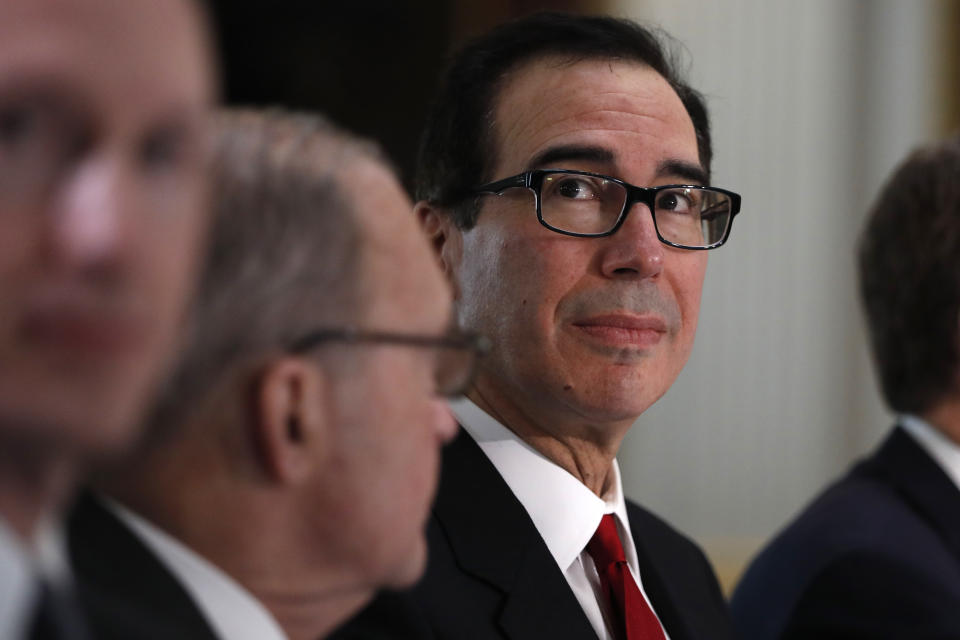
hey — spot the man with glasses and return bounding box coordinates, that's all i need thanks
[68,110,482,640]
[0,1,215,638]
[334,12,739,640]
[732,136,960,638]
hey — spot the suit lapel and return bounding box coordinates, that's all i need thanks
[626,505,696,640]
[433,429,598,639]
[867,426,960,563]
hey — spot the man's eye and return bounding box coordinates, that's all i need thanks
[0,105,40,149]
[139,124,198,174]
[0,101,80,187]
[554,178,597,200]
[657,189,697,214]
[140,133,180,171]
[659,193,679,209]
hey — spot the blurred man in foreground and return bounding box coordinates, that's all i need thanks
[69,109,482,640]
[0,0,215,637]
[732,134,960,638]
[335,12,741,640]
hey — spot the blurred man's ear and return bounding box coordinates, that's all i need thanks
[417,201,462,299]
[254,357,328,485]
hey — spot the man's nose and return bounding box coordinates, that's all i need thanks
[598,201,664,280]
[46,157,131,274]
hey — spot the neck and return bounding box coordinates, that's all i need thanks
[193,509,375,640]
[258,586,371,640]
[104,420,374,640]
[0,436,74,542]
[115,484,372,640]
[181,498,375,640]
[467,378,628,496]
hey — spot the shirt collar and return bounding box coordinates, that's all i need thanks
[0,514,70,640]
[449,397,638,574]
[105,499,288,640]
[900,413,960,492]
[0,517,36,640]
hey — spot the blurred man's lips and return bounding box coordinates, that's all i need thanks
[572,314,667,347]
[21,309,146,355]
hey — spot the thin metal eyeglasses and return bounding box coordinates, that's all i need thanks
[473,169,742,250]
[287,328,490,398]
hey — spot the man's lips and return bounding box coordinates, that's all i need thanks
[571,314,668,347]
[20,307,148,356]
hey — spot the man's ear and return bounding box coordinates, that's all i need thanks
[254,357,327,485]
[417,201,463,299]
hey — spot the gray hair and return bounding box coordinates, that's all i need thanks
[148,108,388,432]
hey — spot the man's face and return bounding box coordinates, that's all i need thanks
[0,0,214,454]
[325,160,456,588]
[451,57,708,437]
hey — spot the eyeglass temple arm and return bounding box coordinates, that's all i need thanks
[474,173,530,195]
[287,329,351,353]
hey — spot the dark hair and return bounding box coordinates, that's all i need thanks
[415,11,712,228]
[859,134,960,414]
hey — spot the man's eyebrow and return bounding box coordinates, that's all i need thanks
[526,144,615,170]
[657,159,708,186]
[527,147,709,186]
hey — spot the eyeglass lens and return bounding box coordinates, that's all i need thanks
[539,172,733,246]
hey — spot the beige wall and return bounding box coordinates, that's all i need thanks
[611,0,948,592]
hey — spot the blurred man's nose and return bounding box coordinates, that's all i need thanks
[47,157,131,273]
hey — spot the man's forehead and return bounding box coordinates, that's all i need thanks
[0,0,211,102]
[489,55,697,177]
[0,0,190,42]
[526,144,707,185]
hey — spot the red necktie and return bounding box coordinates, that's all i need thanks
[586,514,666,640]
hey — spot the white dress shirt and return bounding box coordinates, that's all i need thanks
[0,516,70,640]
[450,397,669,640]
[106,500,288,640]
[900,414,960,492]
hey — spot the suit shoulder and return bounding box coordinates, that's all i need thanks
[327,589,433,640]
[781,549,960,638]
[732,467,960,639]
[625,499,710,563]
[743,468,950,581]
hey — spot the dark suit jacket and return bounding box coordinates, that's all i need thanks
[67,493,220,640]
[731,426,960,639]
[332,429,734,639]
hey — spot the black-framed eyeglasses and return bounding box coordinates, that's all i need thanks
[287,328,490,398]
[473,169,741,250]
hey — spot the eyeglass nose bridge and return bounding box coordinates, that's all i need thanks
[608,185,663,238]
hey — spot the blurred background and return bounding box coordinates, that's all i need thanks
[206,0,960,592]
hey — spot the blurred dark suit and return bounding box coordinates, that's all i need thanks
[731,426,960,639]
[332,430,734,640]
[67,494,219,640]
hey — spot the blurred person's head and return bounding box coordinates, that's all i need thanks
[416,12,738,471]
[859,134,960,424]
[0,0,215,536]
[105,110,463,640]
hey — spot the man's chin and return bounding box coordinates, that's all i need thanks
[0,392,147,459]
[381,534,429,590]
[558,376,668,424]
